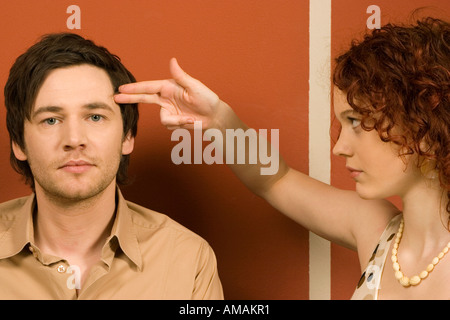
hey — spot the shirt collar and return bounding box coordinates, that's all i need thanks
[110,188,143,270]
[0,194,35,259]
[0,188,143,271]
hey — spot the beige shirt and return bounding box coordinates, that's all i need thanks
[0,189,223,299]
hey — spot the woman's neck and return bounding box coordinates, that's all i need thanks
[400,176,449,258]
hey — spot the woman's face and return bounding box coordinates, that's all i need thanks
[332,88,423,200]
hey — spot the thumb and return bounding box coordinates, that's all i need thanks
[170,57,196,89]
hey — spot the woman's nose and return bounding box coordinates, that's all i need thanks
[332,131,353,158]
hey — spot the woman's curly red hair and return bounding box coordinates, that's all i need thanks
[333,17,450,226]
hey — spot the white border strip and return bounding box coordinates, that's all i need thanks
[308,0,332,300]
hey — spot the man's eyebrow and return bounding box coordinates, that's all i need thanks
[31,103,115,119]
[31,106,63,119]
[83,102,115,112]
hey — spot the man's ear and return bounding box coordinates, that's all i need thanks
[12,141,28,161]
[122,132,135,156]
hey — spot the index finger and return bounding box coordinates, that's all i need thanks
[118,80,167,94]
[114,92,164,105]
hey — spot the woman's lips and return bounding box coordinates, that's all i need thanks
[346,166,363,179]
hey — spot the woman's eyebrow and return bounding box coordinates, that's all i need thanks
[339,109,359,118]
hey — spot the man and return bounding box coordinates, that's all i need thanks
[0,33,223,299]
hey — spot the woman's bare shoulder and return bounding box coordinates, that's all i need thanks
[351,199,400,270]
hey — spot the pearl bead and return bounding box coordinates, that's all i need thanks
[400,276,410,287]
[391,218,450,288]
[409,276,421,286]
[393,262,400,271]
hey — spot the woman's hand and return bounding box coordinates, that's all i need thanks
[114,58,225,130]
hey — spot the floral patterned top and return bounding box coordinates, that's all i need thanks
[351,214,402,300]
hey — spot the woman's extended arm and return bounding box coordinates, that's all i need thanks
[115,58,289,197]
[114,58,399,261]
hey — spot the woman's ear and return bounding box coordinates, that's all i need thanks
[419,157,438,180]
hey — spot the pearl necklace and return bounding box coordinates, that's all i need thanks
[391,218,450,287]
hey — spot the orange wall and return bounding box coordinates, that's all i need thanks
[0,1,448,299]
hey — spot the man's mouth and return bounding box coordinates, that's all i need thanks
[59,160,94,174]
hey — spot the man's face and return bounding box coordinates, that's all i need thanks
[13,64,134,202]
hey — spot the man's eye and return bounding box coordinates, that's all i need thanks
[44,118,59,125]
[90,114,103,122]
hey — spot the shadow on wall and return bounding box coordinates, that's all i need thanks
[121,138,310,299]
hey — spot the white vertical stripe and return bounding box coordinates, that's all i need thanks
[308,0,332,300]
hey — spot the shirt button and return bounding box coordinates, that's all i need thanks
[57,264,66,273]
[29,246,38,258]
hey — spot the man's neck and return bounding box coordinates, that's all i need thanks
[33,181,117,261]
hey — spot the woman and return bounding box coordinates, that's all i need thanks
[115,18,450,299]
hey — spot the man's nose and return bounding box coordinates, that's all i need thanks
[62,119,87,151]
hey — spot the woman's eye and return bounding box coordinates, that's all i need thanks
[349,118,361,128]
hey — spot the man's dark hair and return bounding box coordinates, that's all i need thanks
[4,32,139,189]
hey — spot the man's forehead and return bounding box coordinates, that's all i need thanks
[38,64,113,90]
[31,65,118,113]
